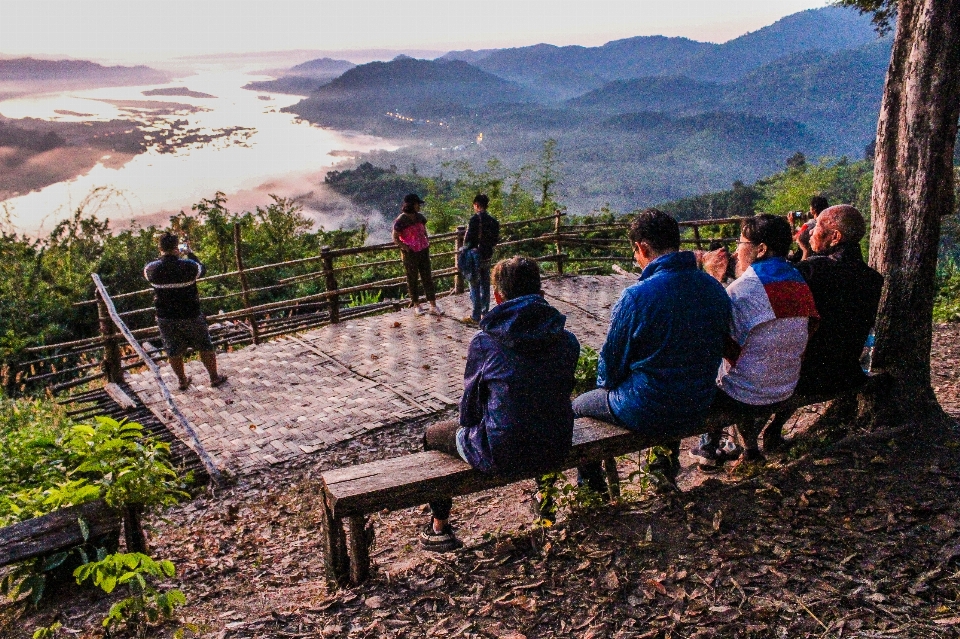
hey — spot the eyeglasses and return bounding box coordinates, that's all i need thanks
[736,240,756,245]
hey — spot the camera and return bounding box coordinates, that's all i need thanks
[178,242,189,253]
[789,211,806,221]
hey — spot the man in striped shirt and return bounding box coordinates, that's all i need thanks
[144,232,227,391]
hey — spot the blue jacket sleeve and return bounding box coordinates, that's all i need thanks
[459,335,487,430]
[597,289,639,389]
[185,252,206,278]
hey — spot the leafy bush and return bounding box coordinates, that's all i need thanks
[573,345,599,397]
[934,257,960,323]
[1,411,189,527]
[74,552,189,638]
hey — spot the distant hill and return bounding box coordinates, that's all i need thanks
[242,57,356,96]
[566,38,892,156]
[441,7,879,102]
[678,7,879,82]
[288,57,356,77]
[142,87,215,98]
[284,57,533,130]
[0,58,168,86]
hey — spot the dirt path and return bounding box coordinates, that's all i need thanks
[5,324,960,639]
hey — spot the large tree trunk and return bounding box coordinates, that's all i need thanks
[867,0,960,428]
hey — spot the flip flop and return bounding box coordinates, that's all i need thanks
[210,375,228,388]
[177,376,192,391]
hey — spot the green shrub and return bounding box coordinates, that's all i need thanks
[573,345,599,397]
[934,257,960,322]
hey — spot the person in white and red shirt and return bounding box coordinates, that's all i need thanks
[392,193,443,316]
[693,214,819,468]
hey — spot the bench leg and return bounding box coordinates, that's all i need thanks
[603,457,621,500]
[347,515,374,584]
[320,498,350,587]
[123,504,148,554]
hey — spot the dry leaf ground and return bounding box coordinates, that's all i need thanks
[4,324,960,638]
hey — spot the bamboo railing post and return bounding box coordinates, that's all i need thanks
[321,247,340,324]
[692,224,704,250]
[454,226,465,294]
[96,293,123,383]
[233,223,260,345]
[554,209,565,275]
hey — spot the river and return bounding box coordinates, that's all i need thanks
[0,66,396,237]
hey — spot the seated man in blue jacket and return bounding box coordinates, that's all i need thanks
[421,256,580,551]
[574,209,731,493]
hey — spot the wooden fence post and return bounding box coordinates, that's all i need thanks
[554,209,565,275]
[692,224,704,250]
[96,292,123,383]
[233,223,260,345]
[454,226,465,294]
[321,246,340,324]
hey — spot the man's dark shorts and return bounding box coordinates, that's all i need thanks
[157,315,214,357]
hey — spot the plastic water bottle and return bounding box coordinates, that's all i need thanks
[860,328,876,373]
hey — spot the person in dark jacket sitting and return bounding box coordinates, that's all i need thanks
[764,204,883,451]
[421,256,580,551]
[573,209,731,493]
[144,232,227,391]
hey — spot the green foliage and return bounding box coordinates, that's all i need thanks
[325,162,431,216]
[573,345,599,397]
[346,289,382,308]
[74,552,187,638]
[32,621,62,639]
[0,413,188,526]
[757,157,873,215]
[934,257,960,323]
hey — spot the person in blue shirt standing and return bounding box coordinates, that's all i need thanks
[574,209,731,493]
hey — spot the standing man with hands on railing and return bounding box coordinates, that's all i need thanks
[144,232,227,392]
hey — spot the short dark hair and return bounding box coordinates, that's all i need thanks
[820,204,867,243]
[492,256,541,301]
[628,208,680,252]
[159,232,179,253]
[473,193,489,209]
[741,214,792,257]
[810,195,829,214]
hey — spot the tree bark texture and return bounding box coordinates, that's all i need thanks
[868,0,960,425]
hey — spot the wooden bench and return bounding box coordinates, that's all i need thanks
[0,500,147,570]
[318,417,694,585]
[319,376,888,586]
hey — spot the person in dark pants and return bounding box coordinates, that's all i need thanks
[144,232,227,391]
[461,194,500,325]
[573,209,730,494]
[421,256,580,551]
[393,193,443,316]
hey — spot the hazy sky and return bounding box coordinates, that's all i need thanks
[1,0,830,63]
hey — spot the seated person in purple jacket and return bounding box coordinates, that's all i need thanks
[420,256,580,551]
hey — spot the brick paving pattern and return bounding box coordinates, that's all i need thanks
[126,274,636,474]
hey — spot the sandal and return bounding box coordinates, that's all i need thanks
[177,376,192,391]
[210,375,228,388]
[420,523,463,552]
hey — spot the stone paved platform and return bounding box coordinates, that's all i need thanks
[127,274,635,474]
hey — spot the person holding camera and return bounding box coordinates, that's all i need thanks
[789,195,830,262]
[144,232,227,391]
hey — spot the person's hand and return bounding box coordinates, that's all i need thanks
[702,248,729,282]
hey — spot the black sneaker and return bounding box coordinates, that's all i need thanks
[690,433,722,471]
[716,438,743,463]
[420,523,463,552]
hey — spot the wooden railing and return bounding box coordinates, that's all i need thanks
[10,213,744,395]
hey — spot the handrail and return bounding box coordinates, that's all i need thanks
[15,210,742,391]
[90,274,224,485]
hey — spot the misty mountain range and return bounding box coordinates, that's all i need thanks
[281,7,891,211]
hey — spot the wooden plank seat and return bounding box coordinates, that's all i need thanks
[319,417,702,585]
[0,500,148,570]
[319,375,887,586]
